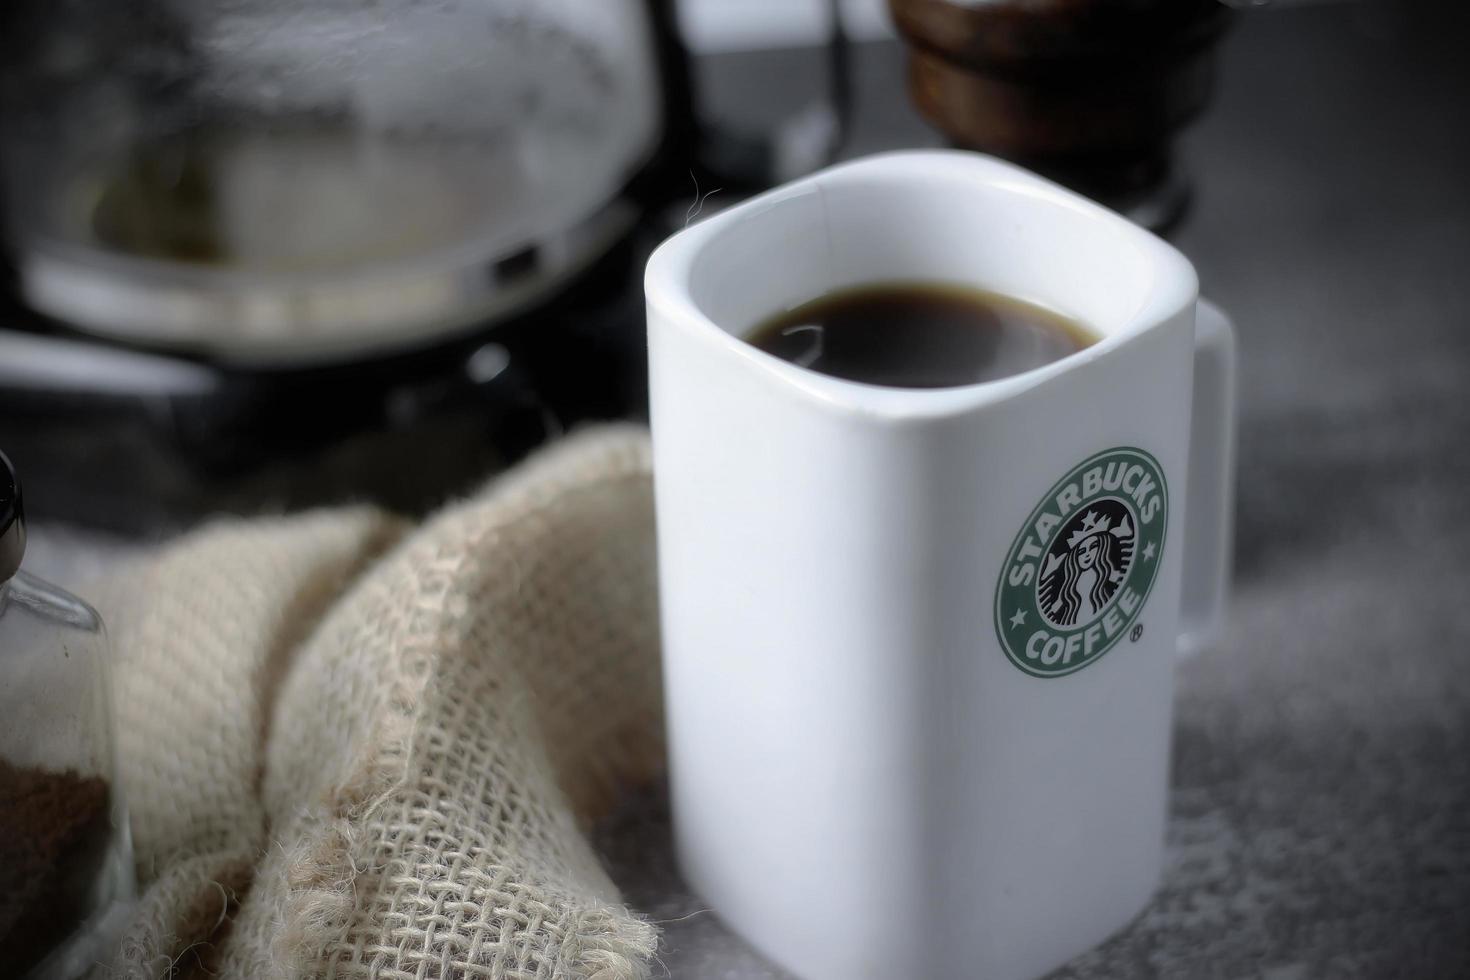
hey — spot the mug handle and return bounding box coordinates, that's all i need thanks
[1177,299,1238,657]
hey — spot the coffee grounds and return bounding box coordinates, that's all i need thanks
[0,758,112,974]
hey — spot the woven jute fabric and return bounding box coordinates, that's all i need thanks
[92,426,663,980]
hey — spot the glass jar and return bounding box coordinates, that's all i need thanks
[0,451,134,979]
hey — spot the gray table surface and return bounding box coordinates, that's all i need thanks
[29,3,1470,978]
[594,5,1470,978]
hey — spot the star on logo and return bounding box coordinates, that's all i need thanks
[1066,510,1110,548]
[1066,510,1134,548]
[1009,608,1027,629]
[1142,541,1157,562]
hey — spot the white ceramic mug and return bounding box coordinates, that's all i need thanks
[645,150,1235,980]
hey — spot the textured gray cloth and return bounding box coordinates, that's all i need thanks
[40,427,662,980]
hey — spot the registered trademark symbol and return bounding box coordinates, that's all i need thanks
[1130,623,1145,642]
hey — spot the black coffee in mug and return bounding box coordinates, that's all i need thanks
[745,281,1096,389]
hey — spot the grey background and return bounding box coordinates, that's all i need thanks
[27,3,1470,977]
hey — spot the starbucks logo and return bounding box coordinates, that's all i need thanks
[1038,498,1137,628]
[995,448,1167,678]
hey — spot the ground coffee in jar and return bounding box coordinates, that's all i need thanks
[1,450,133,976]
[0,759,113,973]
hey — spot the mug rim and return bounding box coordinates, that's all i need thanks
[645,149,1199,421]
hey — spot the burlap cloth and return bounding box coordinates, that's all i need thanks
[91,425,663,980]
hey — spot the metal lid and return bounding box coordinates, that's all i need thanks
[0,451,23,583]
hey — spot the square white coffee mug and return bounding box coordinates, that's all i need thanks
[646,150,1235,980]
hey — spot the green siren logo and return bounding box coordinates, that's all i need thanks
[995,448,1168,678]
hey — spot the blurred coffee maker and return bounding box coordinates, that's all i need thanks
[0,0,847,530]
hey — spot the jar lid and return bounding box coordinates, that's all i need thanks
[1,450,24,583]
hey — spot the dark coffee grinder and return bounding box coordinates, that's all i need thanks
[889,0,1234,232]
